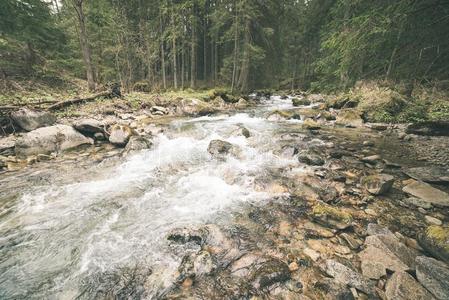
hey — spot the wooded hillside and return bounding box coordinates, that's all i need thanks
[1,0,449,92]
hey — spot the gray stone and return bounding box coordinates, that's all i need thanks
[385,271,436,300]
[208,140,234,158]
[362,174,395,195]
[361,261,386,280]
[15,125,92,157]
[298,150,325,166]
[320,259,375,295]
[73,118,105,135]
[418,226,449,265]
[10,108,56,131]
[403,166,449,184]
[425,216,443,226]
[403,197,433,209]
[403,180,449,207]
[0,136,16,156]
[366,223,393,236]
[124,135,152,153]
[361,155,382,164]
[416,256,449,300]
[109,124,134,146]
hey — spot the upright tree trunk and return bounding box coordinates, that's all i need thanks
[181,45,185,89]
[190,8,197,89]
[173,39,178,89]
[72,0,95,91]
[231,1,239,93]
[161,42,167,89]
[237,19,250,92]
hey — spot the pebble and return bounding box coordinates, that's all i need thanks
[425,215,442,226]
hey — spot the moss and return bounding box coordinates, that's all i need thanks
[426,226,449,249]
[312,203,353,223]
[419,225,449,264]
[428,101,449,121]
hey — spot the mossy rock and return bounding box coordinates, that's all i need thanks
[302,119,321,130]
[292,98,311,107]
[418,226,449,264]
[336,109,363,127]
[267,110,293,121]
[311,203,353,230]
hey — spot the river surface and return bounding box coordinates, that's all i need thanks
[0,96,315,299]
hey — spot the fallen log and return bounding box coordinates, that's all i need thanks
[47,91,113,111]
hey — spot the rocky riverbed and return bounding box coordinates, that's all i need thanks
[0,93,448,299]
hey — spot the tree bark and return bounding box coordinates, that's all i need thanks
[190,7,197,89]
[72,0,95,92]
[231,1,239,93]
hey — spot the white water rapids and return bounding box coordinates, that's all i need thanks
[0,96,310,299]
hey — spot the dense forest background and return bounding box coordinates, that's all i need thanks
[1,0,449,93]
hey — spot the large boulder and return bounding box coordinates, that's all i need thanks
[336,109,363,127]
[402,180,449,207]
[73,118,105,135]
[416,256,449,300]
[15,125,92,157]
[385,271,436,300]
[109,124,134,147]
[418,226,449,264]
[403,167,449,184]
[0,136,16,156]
[11,108,56,131]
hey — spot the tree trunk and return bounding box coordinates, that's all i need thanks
[231,1,239,93]
[190,7,197,89]
[173,38,178,89]
[237,19,250,92]
[181,45,185,89]
[72,0,95,91]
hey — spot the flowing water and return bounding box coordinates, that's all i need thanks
[0,96,315,299]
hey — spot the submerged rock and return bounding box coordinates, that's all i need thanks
[361,174,394,195]
[402,180,449,207]
[249,258,291,290]
[418,226,449,264]
[109,124,134,146]
[406,121,449,136]
[385,271,436,300]
[15,125,92,157]
[10,108,56,131]
[416,256,449,300]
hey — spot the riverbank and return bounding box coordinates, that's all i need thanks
[0,90,448,299]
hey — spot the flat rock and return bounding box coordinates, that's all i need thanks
[15,125,92,157]
[385,271,436,300]
[73,118,105,135]
[406,121,449,136]
[403,166,449,184]
[366,223,393,236]
[361,155,381,164]
[403,180,449,207]
[361,261,386,279]
[10,108,56,131]
[403,197,433,209]
[320,259,375,295]
[416,256,449,300]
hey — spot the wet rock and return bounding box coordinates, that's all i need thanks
[0,136,15,156]
[340,233,362,250]
[15,125,92,157]
[416,256,449,300]
[241,127,251,138]
[298,150,325,166]
[151,105,168,115]
[361,174,394,195]
[167,227,205,245]
[403,166,449,184]
[302,119,321,130]
[361,261,386,280]
[403,197,433,209]
[267,110,291,121]
[292,98,311,106]
[361,154,381,164]
[311,203,353,230]
[249,258,291,290]
[73,118,105,135]
[320,259,374,295]
[336,109,363,127]
[406,121,449,136]
[385,271,436,300]
[366,223,393,236]
[10,108,56,131]
[359,233,419,273]
[124,135,152,153]
[418,226,449,264]
[94,132,106,141]
[109,124,134,146]
[207,140,234,158]
[403,180,449,207]
[235,98,249,109]
[230,253,267,277]
[177,251,215,282]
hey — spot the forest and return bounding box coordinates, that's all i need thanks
[1,0,449,93]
